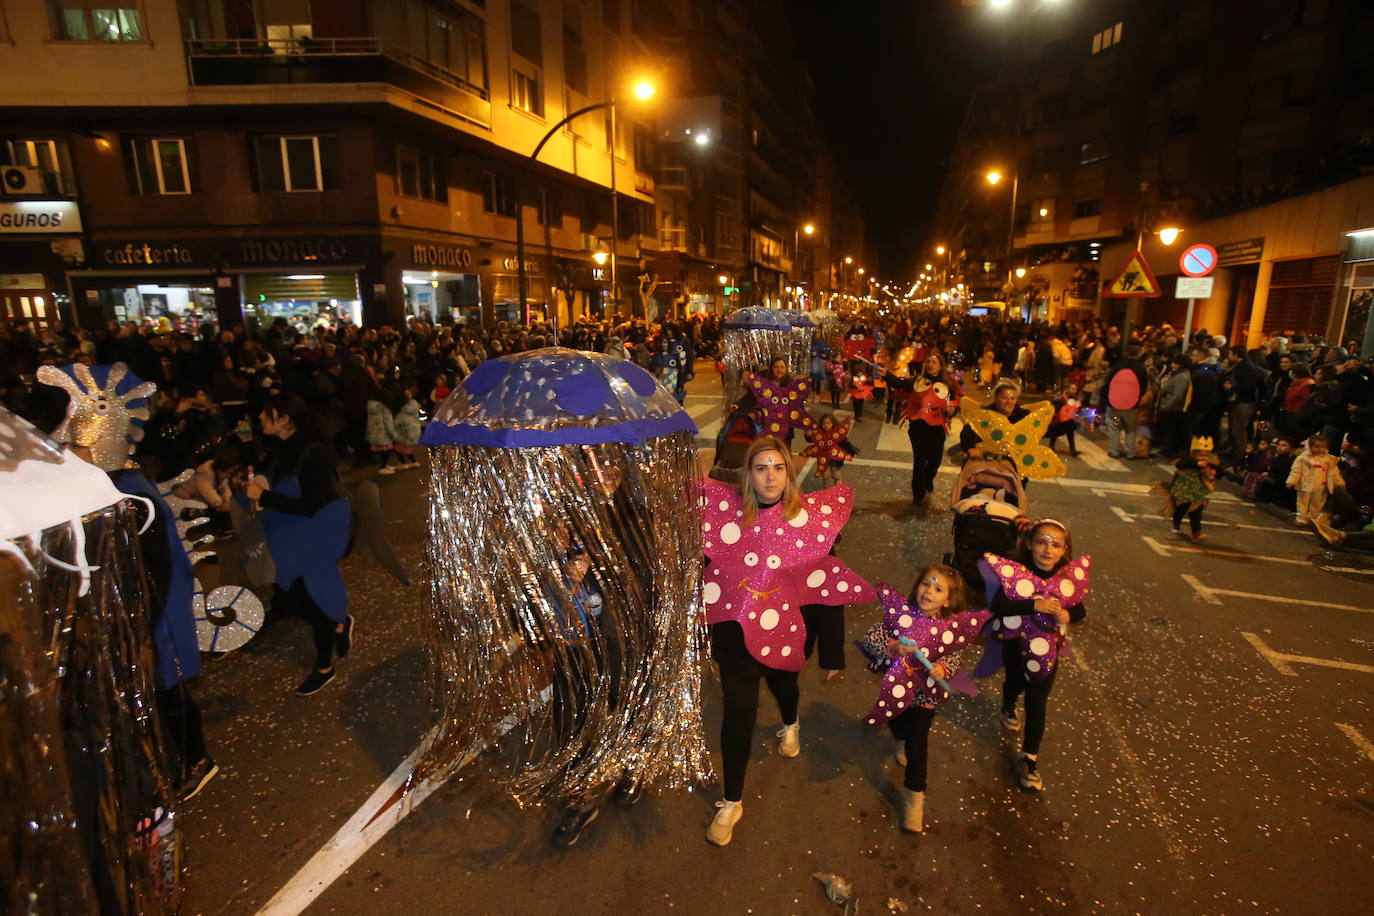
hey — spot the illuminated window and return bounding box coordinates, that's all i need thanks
[50,3,144,42]
[513,66,544,117]
[1091,21,1123,54]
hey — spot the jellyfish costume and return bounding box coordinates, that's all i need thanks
[720,306,799,410]
[411,348,711,809]
[779,309,816,374]
[0,405,183,914]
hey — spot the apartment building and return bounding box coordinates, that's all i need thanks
[934,0,1374,339]
[0,0,665,332]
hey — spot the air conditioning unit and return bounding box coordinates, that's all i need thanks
[2,166,45,196]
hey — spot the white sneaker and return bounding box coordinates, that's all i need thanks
[776,722,800,757]
[706,799,743,846]
[900,788,924,833]
[895,746,908,768]
[378,466,396,476]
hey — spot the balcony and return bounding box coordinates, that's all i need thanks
[658,166,689,193]
[184,37,491,128]
[658,226,687,252]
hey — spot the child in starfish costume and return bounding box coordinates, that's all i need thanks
[859,567,990,833]
[744,358,815,443]
[801,413,858,486]
[974,518,1090,793]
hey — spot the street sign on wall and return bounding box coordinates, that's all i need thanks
[1175,276,1214,298]
[1216,237,1265,266]
[1179,244,1218,277]
[1103,250,1162,298]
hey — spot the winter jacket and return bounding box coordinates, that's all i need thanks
[366,399,396,447]
[1286,451,1344,494]
[1158,370,1191,413]
[393,399,422,446]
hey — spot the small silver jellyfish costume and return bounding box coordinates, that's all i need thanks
[0,405,183,914]
[779,309,816,372]
[412,347,710,808]
[720,306,798,410]
[809,307,842,353]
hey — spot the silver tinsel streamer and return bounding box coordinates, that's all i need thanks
[413,435,710,808]
[720,327,808,410]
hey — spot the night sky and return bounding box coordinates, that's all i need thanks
[787,2,1000,283]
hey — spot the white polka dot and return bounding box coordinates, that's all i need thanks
[703,582,721,604]
[1073,567,1085,580]
[718,500,730,511]
[703,522,712,532]
[795,539,805,548]
[836,581,849,593]
[760,646,771,656]
[816,534,825,542]
[1000,565,1015,577]
[775,527,784,535]
[748,612,756,620]
[822,520,831,528]
[821,505,833,515]
[790,625,797,632]
[837,496,846,503]
[1029,637,1050,656]
[744,552,759,567]
[832,566,840,573]
[1015,579,1035,598]
[807,570,826,588]
[897,614,913,628]
[929,626,938,636]
[725,603,732,610]
[759,609,780,631]
[780,646,792,657]
[926,677,935,687]
[788,508,809,527]
[867,718,876,725]
[820,589,829,597]
[1027,659,1041,673]
[766,554,781,569]
[891,684,906,699]
[941,631,954,645]
[1059,579,1075,597]
[1004,615,1022,629]
[720,523,741,544]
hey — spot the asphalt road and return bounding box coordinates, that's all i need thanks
[181,362,1374,916]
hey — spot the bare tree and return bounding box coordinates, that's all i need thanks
[637,271,662,318]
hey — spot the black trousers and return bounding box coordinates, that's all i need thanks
[1001,640,1056,756]
[852,397,866,420]
[888,704,936,792]
[1045,419,1076,452]
[272,580,340,669]
[801,603,845,670]
[1172,503,1204,534]
[156,684,208,777]
[712,622,800,802]
[907,421,947,501]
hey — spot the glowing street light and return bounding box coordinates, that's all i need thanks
[632,79,656,101]
[844,256,854,264]
[985,169,1003,185]
[718,274,729,286]
[1157,226,1182,245]
[1015,267,1027,278]
[592,250,609,266]
[936,245,946,255]
[803,223,816,236]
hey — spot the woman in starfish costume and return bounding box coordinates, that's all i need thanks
[700,436,872,846]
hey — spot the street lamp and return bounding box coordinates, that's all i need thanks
[592,250,609,266]
[844,256,853,264]
[791,222,817,297]
[1015,267,1027,279]
[1157,226,1182,246]
[987,166,1020,286]
[515,75,657,328]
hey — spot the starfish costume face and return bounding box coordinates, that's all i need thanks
[907,378,953,427]
[960,396,1066,480]
[976,551,1092,683]
[862,583,990,725]
[701,478,871,671]
[802,419,852,472]
[747,374,815,440]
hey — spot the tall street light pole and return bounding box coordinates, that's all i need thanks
[792,222,816,302]
[986,168,1019,287]
[515,79,655,334]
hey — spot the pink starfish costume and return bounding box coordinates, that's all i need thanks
[700,478,872,671]
[974,552,1092,683]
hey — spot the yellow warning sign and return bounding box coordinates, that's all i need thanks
[1103,250,1162,298]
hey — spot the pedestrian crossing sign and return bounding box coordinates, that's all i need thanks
[1103,250,1162,298]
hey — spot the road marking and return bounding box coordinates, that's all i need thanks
[876,421,909,455]
[1117,507,1309,535]
[1073,435,1129,473]
[1182,574,1374,613]
[1143,535,1374,574]
[256,734,451,916]
[1241,631,1374,677]
[1110,506,1135,524]
[1337,723,1374,764]
[686,401,716,422]
[1072,648,1190,873]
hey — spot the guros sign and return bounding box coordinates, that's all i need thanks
[0,200,83,234]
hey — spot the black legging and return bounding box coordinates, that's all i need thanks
[1172,503,1204,535]
[712,622,800,802]
[888,704,936,791]
[1045,419,1076,452]
[907,421,946,501]
[272,579,341,669]
[156,684,208,776]
[801,603,845,670]
[1001,640,1055,756]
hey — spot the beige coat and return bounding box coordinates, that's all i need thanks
[1286,451,1344,494]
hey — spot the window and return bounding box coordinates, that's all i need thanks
[252,135,338,192]
[482,171,516,217]
[1074,198,1102,219]
[1091,21,1123,54]
[2,139,73,194]
[402,0,488,90]
[510,1,542,66]
[513,67,543,116]
[51,3,144,41]
[126,137,195,195]
[563,26,587,94]
[1079,139,1108,165]
[395,145,446,202]
[536,186,559,226]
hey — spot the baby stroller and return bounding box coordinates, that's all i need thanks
[944,456,1029,592]
[708,406,763,485]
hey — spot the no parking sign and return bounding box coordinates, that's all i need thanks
[1180,244,1218,277]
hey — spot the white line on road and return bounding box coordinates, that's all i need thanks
[1144,535,1374,574]
[1182,574,1374,613]
[685,401,716,422]
[1073,435,1129,473]
[1336,723,1374,764]
[1241,631,1374,677]
[1110,506,1135,524]
[876,421,910,455]
[1117,506,1308,535]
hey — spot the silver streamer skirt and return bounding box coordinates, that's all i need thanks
[413,433,710,807]
[720,328,808,411]
[1,505,182,914]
